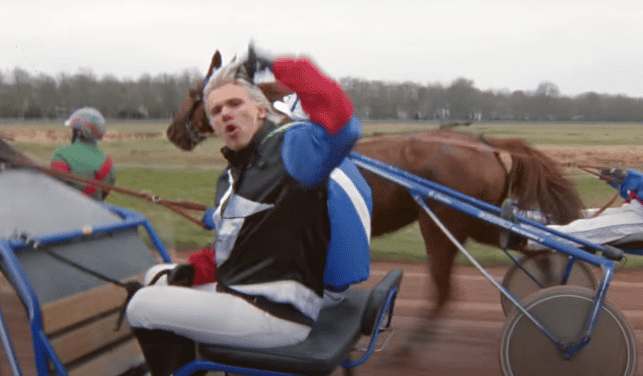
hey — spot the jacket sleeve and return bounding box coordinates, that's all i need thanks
[272,57,354,135]
[273,58,362,188]
[51,153,71,173]
[188,248,217,285]
[618,169,643,200]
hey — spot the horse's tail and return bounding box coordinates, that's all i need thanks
[489,137,584,225]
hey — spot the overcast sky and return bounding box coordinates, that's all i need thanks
[3,0,643,98]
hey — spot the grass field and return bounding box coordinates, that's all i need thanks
[3,119,642,267]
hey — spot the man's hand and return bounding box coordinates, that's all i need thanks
[601,167,627,183]
[202,207,216,230]
[241,42,277,84]
[248,42,275,71]
[167,264,196,287]
[610,167,628,182]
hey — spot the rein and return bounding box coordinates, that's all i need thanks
[368,133,622,178]
[11,157,209,228]
[561,162,623,218]
[179,83,626,220]
[361,133,625,216]
[19,233,142,331]
[181,89,207,149]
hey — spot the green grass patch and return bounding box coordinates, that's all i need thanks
[0,119,171,133]
[359,121,643,146]
[102,166,643,268]
[104,167,222,250]
[7,120,643,267]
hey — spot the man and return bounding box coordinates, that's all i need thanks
[51,107,115,200]
[526,167,643,250]
[126,47,363,376]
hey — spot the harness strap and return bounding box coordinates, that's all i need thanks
[81,157,113,197]
[590,191,622,218]
[14,157,209,228]
[21,235,142,331]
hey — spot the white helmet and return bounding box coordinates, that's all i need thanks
[64,107,106,140]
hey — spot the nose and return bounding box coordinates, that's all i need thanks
[221,106,233,122]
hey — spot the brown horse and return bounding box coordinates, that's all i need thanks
[165,51,585,342]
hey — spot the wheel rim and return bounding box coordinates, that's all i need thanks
[500,252,597,316]
[499,286,637,376]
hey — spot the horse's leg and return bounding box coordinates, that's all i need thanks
[422,206,467,308]
[385,208,465,370]
[406,208,464,345]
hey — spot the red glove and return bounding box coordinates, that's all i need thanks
[51,161,71,172]
[272,57,354,135]
[188,248,217,285]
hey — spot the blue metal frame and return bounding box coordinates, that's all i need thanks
[1,198,400,376]
[341,286,398,368]
[0,303,22,376]
[348,151,619,359]
[0,204,171,376]
[1,151,635,374]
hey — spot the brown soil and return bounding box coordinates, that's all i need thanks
[2,261,643,376]
[1,130,642,375]
[537,144,643,171]
[0,129,165,143]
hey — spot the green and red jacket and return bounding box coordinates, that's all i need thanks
[51,141,115,201]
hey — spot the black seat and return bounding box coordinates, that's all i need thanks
[608,233,643,250]
[198,269,403,376]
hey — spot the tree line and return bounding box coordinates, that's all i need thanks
[2,67,643,122]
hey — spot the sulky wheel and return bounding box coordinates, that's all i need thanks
[500,252,597,316]
[499,286,637,376]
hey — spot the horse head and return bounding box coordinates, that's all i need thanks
[166,50,294,151]
[165,51,221,151]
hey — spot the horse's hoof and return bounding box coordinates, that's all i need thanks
[376,345,416,369]
[408,321,441,345]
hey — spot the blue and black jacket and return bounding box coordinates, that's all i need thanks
[210,116,362,325]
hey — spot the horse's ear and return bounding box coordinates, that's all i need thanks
[206,50,222,79]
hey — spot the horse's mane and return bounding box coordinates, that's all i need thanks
[490,137,585,224]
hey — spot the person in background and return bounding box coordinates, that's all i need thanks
[126,45,364,376]
[526,167,643,250]
[51,107,115,200]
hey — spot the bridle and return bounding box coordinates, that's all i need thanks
[177,48,264,150]
[180,82,209,150]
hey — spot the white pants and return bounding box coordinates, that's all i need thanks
[126,264,311,348]
[527,200,643,250]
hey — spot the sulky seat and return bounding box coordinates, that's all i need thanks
[174,268,403,376]
[607,233,643,251]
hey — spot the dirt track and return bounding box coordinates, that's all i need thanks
[1,130,642,374]
[330,261,643,376]
[2,260,643,376]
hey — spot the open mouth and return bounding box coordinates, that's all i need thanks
[225,124,237,134]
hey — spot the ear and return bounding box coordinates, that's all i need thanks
[206,50,222,79]
[258,106,268,119]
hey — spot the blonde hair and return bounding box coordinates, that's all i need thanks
[203,59,275,126]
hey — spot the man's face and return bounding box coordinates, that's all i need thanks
[206,83,267,151]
